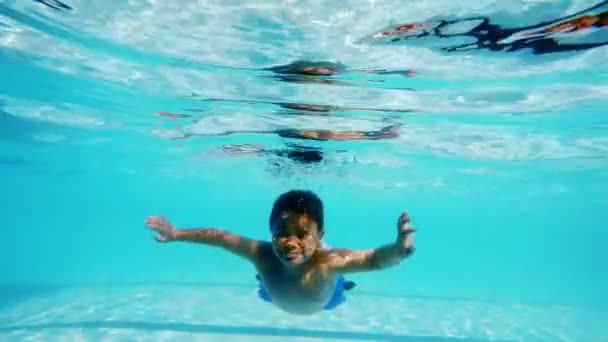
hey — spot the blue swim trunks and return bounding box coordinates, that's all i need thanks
[257,274,349,310]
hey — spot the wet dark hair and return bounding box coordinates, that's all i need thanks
[269,190,324,233]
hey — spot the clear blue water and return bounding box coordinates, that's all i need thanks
[1,1,608,341]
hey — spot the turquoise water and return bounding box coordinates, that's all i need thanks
[1,1,608,341]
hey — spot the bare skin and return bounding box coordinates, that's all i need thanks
[289,124,400,141]
[155,112,192,119]
[544,11,608,33]
[166,124,401,142]
[145,211,416,315]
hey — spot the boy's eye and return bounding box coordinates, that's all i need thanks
[274,232,292,240]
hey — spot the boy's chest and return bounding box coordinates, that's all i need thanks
[259,262,322,287]
[257,260,333,299]
[259,268,335,305]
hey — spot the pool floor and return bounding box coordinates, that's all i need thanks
[0,284,603,341]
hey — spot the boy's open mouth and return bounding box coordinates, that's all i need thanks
[285,251,300,258]
[282,251,302,262]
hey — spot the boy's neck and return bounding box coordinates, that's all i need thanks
[281,261,308,275]
[280,254,317,276]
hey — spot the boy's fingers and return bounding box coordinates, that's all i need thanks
[400,227,416,235]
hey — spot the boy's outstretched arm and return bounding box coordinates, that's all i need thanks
[326,212,416,274]
[145,215,261,263]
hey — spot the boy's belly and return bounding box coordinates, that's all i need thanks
[260,275,338,315]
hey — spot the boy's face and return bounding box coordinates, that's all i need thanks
[271,212,322,266]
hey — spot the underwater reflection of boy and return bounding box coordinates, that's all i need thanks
[222,144,330,165]
[362,5,608,54]
[543,10,608,33]
[265,60,416,77]
[172,123,401,141]
[146,190,416,315]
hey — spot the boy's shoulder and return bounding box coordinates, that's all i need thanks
[253,242,279,271]
[314,247,345,263]
[256,240,274,255]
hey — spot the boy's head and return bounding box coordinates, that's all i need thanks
[269,190,324,266]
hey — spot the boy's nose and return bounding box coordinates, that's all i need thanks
[283,240,298,250]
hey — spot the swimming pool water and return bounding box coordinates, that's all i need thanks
[1,1,607,341]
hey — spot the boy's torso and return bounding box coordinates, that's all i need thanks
[255,243,338,314]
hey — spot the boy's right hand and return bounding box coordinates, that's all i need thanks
[146,215,176,243]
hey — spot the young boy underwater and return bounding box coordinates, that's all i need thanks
[145,190,416,315]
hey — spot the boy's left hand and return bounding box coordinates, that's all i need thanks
[396,212,416,251]
[146,215,176,242]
